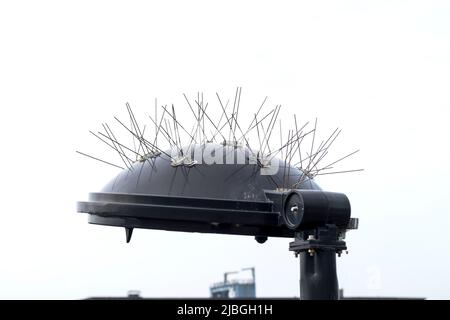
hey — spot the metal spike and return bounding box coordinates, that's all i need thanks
[236,108,276,143]
[76,151,125,170]
[315,168,364,176]
[102,123,133,170]
[88,130,133,163]
[244,96,267,136]
[261,105,281,156]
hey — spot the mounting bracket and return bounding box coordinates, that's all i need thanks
[289,222,356,300]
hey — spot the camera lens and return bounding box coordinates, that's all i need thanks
[284,192,304,230]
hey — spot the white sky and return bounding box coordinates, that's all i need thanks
[0,0,449,299]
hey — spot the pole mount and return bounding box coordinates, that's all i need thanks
[289,221,358,300]
[289,224,347,256]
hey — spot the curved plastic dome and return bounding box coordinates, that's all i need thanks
[101,143,321,201]
[76,143,342,240]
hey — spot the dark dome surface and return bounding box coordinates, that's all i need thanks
[101,143,321,201]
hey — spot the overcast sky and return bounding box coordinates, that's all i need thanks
[0,0,449,299]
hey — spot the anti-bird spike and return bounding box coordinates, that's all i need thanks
[78,89,362,190]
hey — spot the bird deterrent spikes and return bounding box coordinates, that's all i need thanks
[77,88,363,189]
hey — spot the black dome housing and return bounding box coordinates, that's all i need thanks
[77,143,350,239]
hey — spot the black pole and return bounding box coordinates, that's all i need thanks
[299,248,338,300]
[289,224,347,300]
